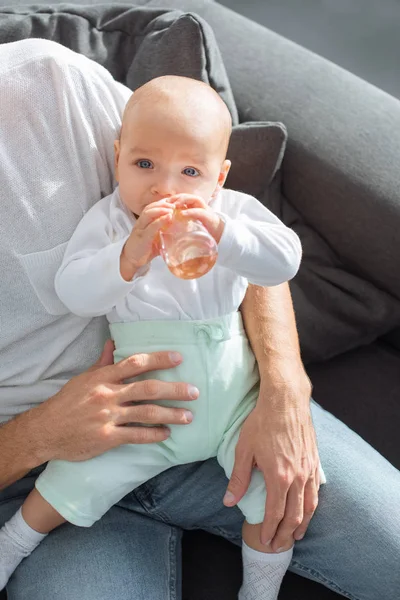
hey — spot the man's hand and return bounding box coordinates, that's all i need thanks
[172,194,224,243]
[226,283,322,552]
[29,340,198,465]
[224,366,320,552]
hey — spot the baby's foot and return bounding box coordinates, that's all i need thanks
[0,508,47,589]
[238,542,293,600]
[0,527,26,590]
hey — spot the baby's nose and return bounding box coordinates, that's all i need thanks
[151,178,177,198]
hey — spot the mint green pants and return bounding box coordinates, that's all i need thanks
[36,313,271,526]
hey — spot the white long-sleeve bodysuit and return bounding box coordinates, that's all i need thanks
[55,186,302,322]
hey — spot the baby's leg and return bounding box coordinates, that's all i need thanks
[239,520,293,600]
[218,426,293,600]
[0,488,64,589]
[23,487,66,532]
[1,441,171,590]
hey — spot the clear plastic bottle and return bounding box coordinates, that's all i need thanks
[157,208,218,279]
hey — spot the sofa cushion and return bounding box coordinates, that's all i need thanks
[307,340,400,470]
[266,185,400,364]
[225,121,287,199]
[0,3,238,123]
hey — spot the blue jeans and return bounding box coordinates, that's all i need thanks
[1,401,399,600]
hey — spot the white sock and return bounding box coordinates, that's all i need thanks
[238,541,293,600]
[0,507,47,590]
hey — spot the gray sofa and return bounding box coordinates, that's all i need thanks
[1,1,399,599]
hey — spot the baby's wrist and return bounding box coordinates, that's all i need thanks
[120,244,140,281]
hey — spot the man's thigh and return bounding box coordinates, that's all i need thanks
[128,461,244,544]
[290,402,400,600]
[1,468,182,600]
[132,401,400,600]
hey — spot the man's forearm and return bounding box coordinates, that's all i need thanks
[241,283,310,406]
[241,283,301,365]
[0,409,45,490]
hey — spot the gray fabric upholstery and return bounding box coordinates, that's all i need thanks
[308,341,400,470]
[267,188,400,363]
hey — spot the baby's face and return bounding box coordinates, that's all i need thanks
[114,102,230,216]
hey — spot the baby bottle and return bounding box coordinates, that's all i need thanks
[157,207,218,280]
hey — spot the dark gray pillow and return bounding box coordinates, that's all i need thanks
[240,130,400,364]
[266,184,400,364]
[0,3,238,123]
[225,122,287,199]
[228,120,400,364]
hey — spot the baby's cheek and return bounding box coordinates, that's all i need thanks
[192,179,216,200]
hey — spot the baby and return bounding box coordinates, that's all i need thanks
[0,75,320,599]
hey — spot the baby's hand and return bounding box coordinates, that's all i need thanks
[172,194,225,243]
[120,199,173,280]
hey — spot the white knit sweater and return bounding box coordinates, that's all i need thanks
[0,39,131,422]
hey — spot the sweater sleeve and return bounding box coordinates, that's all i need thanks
[55,198,137,317]
[216,193,302,286]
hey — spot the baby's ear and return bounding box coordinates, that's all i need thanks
[211,160,231,200]
[218,159,231,188]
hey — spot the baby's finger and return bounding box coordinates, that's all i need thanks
[137,206,173,229]
[180,208,214,228]
[146,198,176,210]
[170,194,207,209]
[145,213,173,238]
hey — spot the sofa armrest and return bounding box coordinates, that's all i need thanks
[151,0,400,302]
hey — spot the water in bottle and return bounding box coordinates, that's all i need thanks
[158,208,218,279]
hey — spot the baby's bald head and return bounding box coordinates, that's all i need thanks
[120,75,232,159]
[114,76,232,215]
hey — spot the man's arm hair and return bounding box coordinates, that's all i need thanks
[0,408,46,491]
[240,283,310,406]
[241,283,301,365]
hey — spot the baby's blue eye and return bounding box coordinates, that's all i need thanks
[183,167,200,177]
[137,159,153,169]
